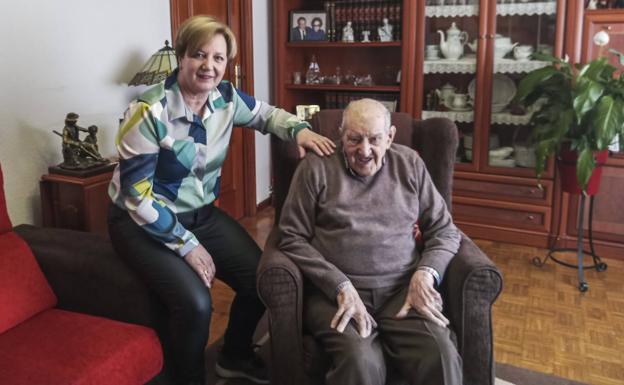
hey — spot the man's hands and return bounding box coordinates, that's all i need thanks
[184,245,216,288]
[395,270,449,328]
[296,128,336,158]
[331,282,377,338]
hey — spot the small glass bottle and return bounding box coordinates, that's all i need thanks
[306,55,321,84]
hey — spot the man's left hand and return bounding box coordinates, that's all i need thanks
[296,128,336,158]
[395,270,449,328]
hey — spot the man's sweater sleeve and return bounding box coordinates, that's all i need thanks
[278,156,349,300]
[415,156,461,280]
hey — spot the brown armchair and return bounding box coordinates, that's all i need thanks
[258,110,503,385]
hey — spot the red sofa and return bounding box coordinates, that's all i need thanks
[0,164,163,385]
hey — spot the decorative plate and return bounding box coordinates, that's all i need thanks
[468,74,516,108]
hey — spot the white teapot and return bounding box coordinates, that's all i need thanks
[435,83,457,108]
[493,34,518,59]
[438,22,469,60]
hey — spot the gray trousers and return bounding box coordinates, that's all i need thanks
[304,284,462,385]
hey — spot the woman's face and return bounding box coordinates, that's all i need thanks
[178,34,228,96]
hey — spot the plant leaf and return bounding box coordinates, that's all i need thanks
[576,147,595,192]
[593,96,624,150]
[573,81,604,124]
[515,66,561,104]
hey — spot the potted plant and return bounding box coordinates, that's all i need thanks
[513,39,624,195]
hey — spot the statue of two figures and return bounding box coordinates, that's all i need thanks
[56,112,109,170]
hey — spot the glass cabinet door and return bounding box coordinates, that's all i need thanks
[485,0,560,172]
[420,0,482,168]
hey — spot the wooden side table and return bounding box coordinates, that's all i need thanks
[40,171,113,236]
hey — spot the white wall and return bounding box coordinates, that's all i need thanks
[0,0,171,225]
[252,0,273,205]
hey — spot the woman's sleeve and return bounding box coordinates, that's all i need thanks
[229,83,310,141]
[115,101,199,257]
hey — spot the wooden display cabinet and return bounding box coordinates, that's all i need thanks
[413,0,565,248]
[273,0,416,115]
[40,171,113,236]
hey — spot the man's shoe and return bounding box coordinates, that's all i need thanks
[215,352,269,384]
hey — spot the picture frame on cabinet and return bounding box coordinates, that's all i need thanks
[290,11,327,42]
[296,104,321,120]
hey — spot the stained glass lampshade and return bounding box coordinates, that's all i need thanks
[128,40,178,86]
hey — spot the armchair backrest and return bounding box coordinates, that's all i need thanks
[309,110,458,208]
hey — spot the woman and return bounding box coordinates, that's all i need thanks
[307,17,326,41]
[107,15,334,385]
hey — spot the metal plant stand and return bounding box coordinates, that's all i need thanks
[533,195,608,292]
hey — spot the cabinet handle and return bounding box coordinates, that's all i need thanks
[486,34,495,39]
[603,25,612,31]
[529,189,537,195]
[234,64,241,89]
[527,215,535,221]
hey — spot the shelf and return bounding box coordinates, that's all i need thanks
[286,41,401,48]
[497,1,557,16]
[425,4,479,18]
[286,84,400,92]
[424,2,555,18]
[422,109,532,125]
[423,57,550,74]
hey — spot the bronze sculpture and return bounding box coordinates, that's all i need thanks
[54,113,109,170]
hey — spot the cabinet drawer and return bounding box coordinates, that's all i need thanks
[453,174,552,206]
[453,198,551,233]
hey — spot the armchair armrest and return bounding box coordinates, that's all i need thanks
[13,225,165,331]
[257,228,306,385]
[442,233,503,385]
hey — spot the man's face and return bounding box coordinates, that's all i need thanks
[298,19,306,29]
[341,114,395,177]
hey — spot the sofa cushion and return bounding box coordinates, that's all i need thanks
[0,165,12,234]
[0,232,57,333]
[0,308,163,385]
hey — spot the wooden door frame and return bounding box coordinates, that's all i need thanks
[169,0,258,217]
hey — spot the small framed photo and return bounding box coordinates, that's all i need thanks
[289,11,328,42]
[296,104,321,120]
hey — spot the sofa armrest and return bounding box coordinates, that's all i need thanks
[442,233,503,385]
[13,225,166,330]
[257,228,306,385]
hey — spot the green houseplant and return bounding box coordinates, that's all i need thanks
[514,47,624,194]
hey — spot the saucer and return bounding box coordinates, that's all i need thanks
[447,105,472,112]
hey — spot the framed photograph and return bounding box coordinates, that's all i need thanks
[289,11,328,42]
[296,104,321,121]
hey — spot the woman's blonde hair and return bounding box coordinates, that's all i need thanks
[175,15,238,60]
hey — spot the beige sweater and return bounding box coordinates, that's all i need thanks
[278,143,461,299]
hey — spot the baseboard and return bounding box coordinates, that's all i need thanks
[257,195,272,211]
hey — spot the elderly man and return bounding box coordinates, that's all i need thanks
[278,99,462,385]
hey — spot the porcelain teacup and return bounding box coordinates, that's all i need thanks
[514,45,534,61]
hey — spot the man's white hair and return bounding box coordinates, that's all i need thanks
[339,98,391,134]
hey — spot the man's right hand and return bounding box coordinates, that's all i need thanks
[183,245,216,288]
[330,282,377,338]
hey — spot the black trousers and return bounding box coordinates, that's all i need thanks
[108,203,265,383]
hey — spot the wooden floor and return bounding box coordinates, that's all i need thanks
[210,206,624,385]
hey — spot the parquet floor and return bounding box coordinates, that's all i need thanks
[209,207,624,385]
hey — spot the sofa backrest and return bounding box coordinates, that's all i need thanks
[0,165,12,234]
[0,164,57,334]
